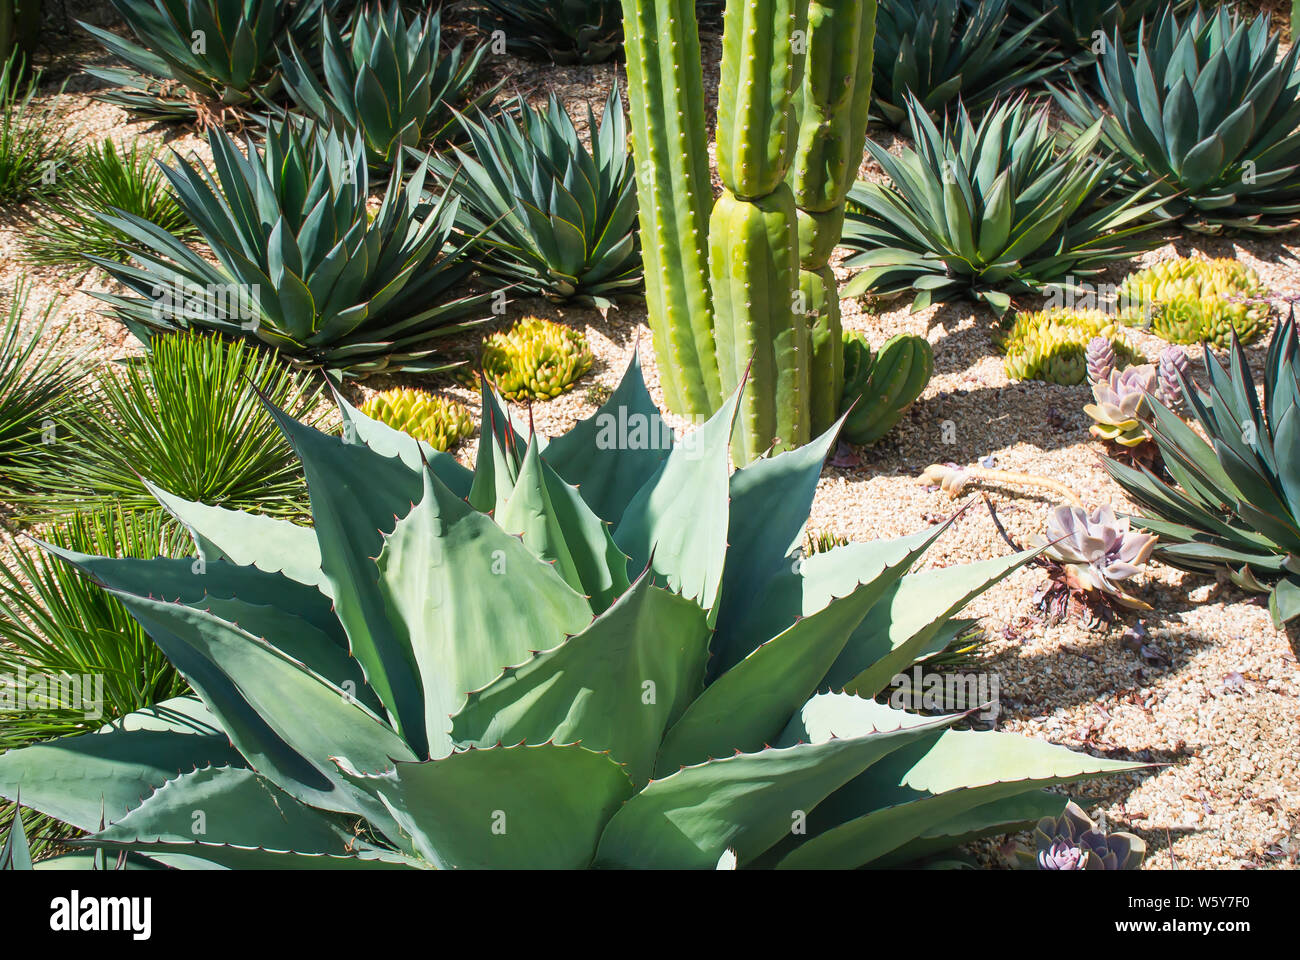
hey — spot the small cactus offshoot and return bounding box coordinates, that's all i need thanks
[360,388,474,452]
[480,316,594,402]
[1084,365,1158,448]
[1119,257,1271,347]
[1028,801,1146,871]
[997,308,1143,385]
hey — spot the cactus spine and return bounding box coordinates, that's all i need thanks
[619,0,721,415]
[790,0,877,437]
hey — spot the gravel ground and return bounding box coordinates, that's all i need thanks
[1,13,1296,870]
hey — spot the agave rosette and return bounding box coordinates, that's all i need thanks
[474,0,625,65]
[0,356,1144,869]
[1008,0,1190,67]
[80,0,331,121]
[478,316,595,402]
[88,121,492,377]
[871,0,1055,127]
[1119,258,1272,348]
[279,3,497,169]
[1053,7,1300,234]
[841,94,1164,314]
[431,88,641,308]
[1105,315,1300,630]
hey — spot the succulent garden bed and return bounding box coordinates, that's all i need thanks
[0,0,1296,875]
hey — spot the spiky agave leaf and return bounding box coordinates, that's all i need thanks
[841,94,1165,315]
[0,284,86,502]
[1053,7,1300,234]
[474,0,625,65]
[1007,0,1193,68]
[279,3,496,169]
[431,87,641,308]
[21,331,321,522]
[0,504,186,859]
[1105,313,1300,629]
[0,355,1149,869]
[79,0,331,122]
[871,0,1055,127]
[87,120,492,376]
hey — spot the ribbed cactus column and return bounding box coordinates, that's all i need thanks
[709,0,805,465]
[619,0,721,416]
[789,0,877,437]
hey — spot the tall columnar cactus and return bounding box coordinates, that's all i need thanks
[620,0,720,416]
[710,0,805,463]
[622,0,878,463]
[789,1,876,438]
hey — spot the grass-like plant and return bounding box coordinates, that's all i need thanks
[24,137,196,268]
[0,52,73,204]
[27,331,322,523]
[0,284,84,503]
[0,504,185,858]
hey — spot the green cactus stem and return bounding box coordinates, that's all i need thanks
[790,1,877,437]
[619,0,721,415]
[709,0,806,464]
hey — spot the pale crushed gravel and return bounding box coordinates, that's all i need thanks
[0,14,1295,870]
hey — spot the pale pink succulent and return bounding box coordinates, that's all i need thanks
[1083,365,1157,447]
[1040,504,1159,608]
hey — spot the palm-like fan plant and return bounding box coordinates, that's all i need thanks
[25,332,321,522]
[871,0,1055,127]
[89,121,491,376]
[0,357,1145,869]
[841,94,1164,314]
[473,0,624,65]
[431,88,640,307]
[0,505,185,859]
[0,285,84,502]
[1105,314,1300,633]
[80,0,334,123]
[1053,7,1300,234]
[279,3,496,169]
[24,138,196,268]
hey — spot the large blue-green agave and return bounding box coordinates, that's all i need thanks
[0,355,1143,869]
